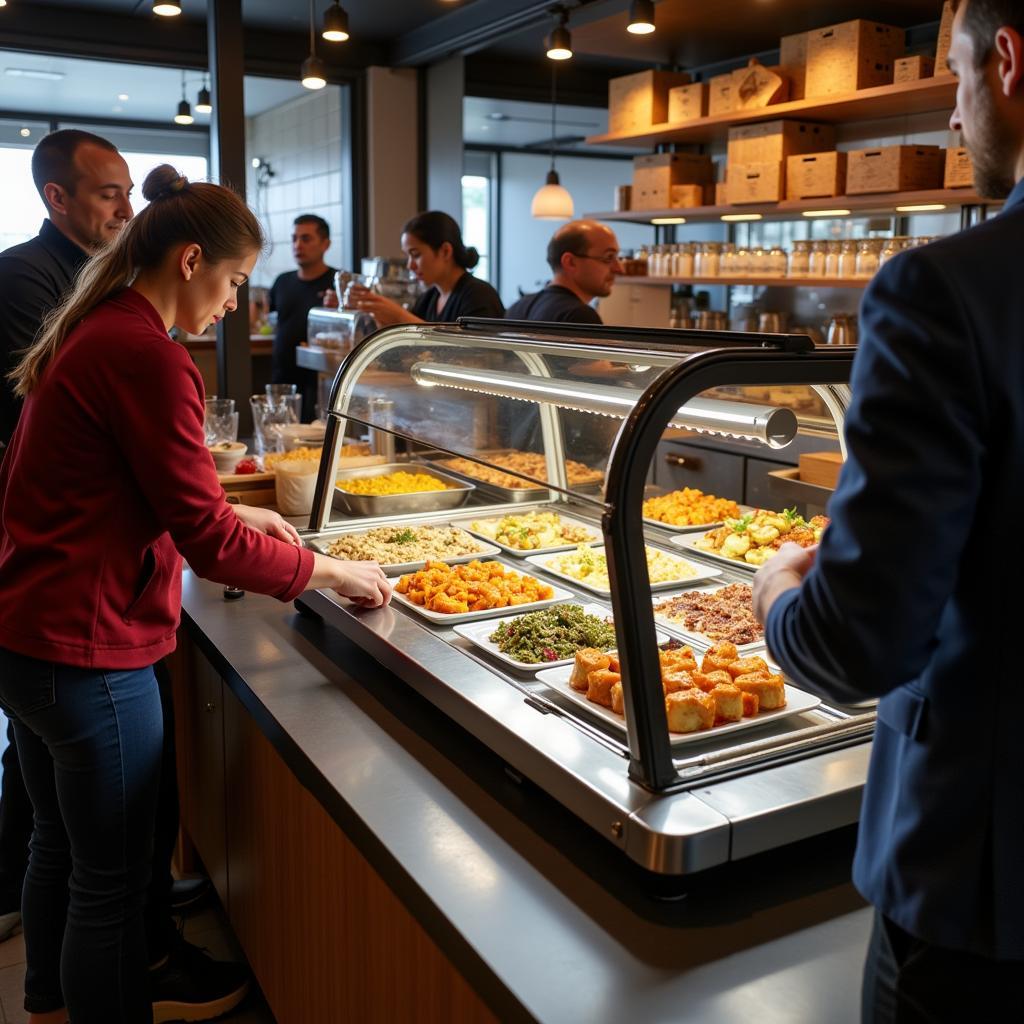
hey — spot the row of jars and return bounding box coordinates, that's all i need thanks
[642,237,937,281]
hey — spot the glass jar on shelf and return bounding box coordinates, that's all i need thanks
[808,240,827,277]
[732,245,749,278]
[788,240,811,277]
[855,239,880,278]
[768,246,788,278]
[720,243,737,278]
[878,237,903,268]
[677,242,695,278]
[824,240,842,278]
[838,239,859,279]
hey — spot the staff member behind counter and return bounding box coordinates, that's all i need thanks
[347,211,504,325]
[506,220,622,325]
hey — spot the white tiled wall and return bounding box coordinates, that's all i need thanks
[245,86,347,289]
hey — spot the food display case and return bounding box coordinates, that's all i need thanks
[296,318,869,876]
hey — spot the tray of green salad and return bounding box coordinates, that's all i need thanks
[452,602,668,673]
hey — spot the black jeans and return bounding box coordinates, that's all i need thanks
[0,718,32,914]
[862,910,1024,1023]
[0,648,163,1022]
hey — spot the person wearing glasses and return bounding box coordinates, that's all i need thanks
[346,210,504,325]
[506,220,622,325]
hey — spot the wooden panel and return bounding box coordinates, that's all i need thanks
[221,685,498,1024]
[170,642,229,904]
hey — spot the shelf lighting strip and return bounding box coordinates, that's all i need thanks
[411,362,798,448]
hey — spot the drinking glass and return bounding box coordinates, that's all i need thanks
[251,393,302,455]
[204,398,238,445]
[265,383,297,400]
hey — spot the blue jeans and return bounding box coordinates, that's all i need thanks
[0,647,162,1022]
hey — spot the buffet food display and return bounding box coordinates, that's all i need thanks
[320,525,491,568]
[681,508,830,566]
[441,451,603,489]
[394,560,555,614]
[466,510,598,552]
[487,604,617,665]
[653,582,763,646]
[337,470,451,495]
[642,487,741,528]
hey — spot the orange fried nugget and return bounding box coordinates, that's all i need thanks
[665,689,714,733]
[710,682,743,723]
[741,692,760,717]
[610,681,625,716]
[725,655,770,680]
[662,670,696,695]
[690,670,733,693]
[733,672,786,710]
[660,646,698,674]
[701,640,740,674]
[571,649,610,691]
[587,669,622,709]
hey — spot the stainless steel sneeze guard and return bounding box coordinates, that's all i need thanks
[298,322,867,875]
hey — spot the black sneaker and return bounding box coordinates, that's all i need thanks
[170,876,213,915]
[150,935,250,1023]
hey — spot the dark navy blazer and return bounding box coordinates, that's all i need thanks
[766,178,1024,960]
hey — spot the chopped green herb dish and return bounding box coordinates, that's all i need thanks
[488,604,617,664]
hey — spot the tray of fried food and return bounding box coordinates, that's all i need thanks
[536,640,819,744]
[672,507,829,570]
[642,487,743,533]
[391,559,574,624]
[459,509,600,556]
[436,451,603,500]
[652,582,764,652]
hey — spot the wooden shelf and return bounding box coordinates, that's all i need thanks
[626,276,867,289]
[585,187,988,225]
[587,75,959,148]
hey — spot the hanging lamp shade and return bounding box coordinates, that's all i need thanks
[627,0,656,34]
[301,55,327,89]
[323,2,350,42]
[546,23,573,60]
[152,1,182,15]
[531,169,574,220]
[174,100,194,125]
[195,85,212,114]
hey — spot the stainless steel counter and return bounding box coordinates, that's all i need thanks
[181,569,872,1023]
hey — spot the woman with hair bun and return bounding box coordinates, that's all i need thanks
[0,165,390,1023]
[348,209,504,326]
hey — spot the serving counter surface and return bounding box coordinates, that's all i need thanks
[180,569,871,1023]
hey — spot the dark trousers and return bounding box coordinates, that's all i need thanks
[862,910,1024,1023]
[0,649,167,1021]
[0,668,178,963]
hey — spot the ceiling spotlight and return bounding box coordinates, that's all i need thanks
[19,127,31,138]
[196,77,212,114]
[174,69,193,124]
[118,93,130,101]
[627,0,656,34]
[546,9,573,61]
[153,1,182,15]
[322,2,350,42]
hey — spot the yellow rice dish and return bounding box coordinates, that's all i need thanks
[542,543,699,591]
[337,471,450,496]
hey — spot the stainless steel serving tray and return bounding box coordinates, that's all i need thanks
[421,452,603,503]
[333,461,474,517]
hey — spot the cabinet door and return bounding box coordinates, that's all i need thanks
[176,648,228,905]
[655,441,745,502]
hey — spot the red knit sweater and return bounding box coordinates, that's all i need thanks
[0,288,314,669]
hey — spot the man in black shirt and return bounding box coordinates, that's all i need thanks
[269,214,336,420]
[506,220,622,325]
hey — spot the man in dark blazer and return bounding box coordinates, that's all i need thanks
[753,1,1024,1019]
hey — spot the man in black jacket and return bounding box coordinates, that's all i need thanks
[506,220,622,325]
[753,2,1024,1019]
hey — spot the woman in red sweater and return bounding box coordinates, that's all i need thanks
[0,164,390,1024]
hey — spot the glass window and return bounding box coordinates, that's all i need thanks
[0,119,51,251]
[461,173,491,285]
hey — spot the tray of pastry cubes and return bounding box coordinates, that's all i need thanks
[537,642,820,746]
[525,543,720,597]
[652,582,765,652]
[391,558,574,625]
[672,508,829,571]
[642,487,745,534]
[308,522,501,576]
[457,509,601,557]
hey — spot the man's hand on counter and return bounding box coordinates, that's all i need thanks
[234,504,303,546]
[752,542,817,625]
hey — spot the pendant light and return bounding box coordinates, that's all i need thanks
[322,1,350,42]
[301,0,327,89]
[195,75,212,114]
[546,8,573,61]
[174,70,194,125]
[531,65,574,220]
[152,1,182,15]
[627,0,656,35]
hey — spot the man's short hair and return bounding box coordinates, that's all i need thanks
[31,129,118,204]
[951,0,1024,64]
[546,224,591,273]
[293,214,330,240]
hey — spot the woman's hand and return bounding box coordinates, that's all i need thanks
[233,503,302,546]
[307,552,392,608]
[346,284,421,327]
